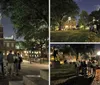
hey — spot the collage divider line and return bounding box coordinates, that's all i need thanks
[49,0,51,84]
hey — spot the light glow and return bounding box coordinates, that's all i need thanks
[97,51,100,56]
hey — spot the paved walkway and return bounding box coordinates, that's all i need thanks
[0,60,48,85]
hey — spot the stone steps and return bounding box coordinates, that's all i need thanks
[23,75,48,85]
[9,81,23,85]
[9,69,49,85]
[40,69,48,81]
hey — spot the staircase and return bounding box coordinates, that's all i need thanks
[9,69,49,85]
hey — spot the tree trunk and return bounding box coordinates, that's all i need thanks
[40,44,43,63]
[30,50,32,64]
[76,52,79,60]
[45,38,48,61]
[59,21,62,30]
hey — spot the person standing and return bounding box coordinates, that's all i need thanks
[83,61,87,77]
[75,60,81,76]
[87,60,92,77]
[0,51,4,76]
[7,50,14,76]
[53,49,58,61]
[18,53,22,71]
[13,52,19,76]
[92,60,97,77]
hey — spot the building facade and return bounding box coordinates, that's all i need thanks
[4,38,16,56]
[64,19,77,30]
[0,25,4,50]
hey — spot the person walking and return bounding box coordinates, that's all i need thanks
[13,52,19,76]
[0,51,4,76]
[18,53,22,71]
[7,50,14,76]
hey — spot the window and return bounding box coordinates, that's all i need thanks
[7,42,10,47]
[11,43,14,47]
[0,33,3,38]
[0,28,3,32]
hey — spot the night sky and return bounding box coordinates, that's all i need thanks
[2,16,14,37]
[1,16,23,41]
[74,0,100,13]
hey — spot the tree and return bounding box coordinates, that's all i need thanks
[51,0,79,30]
[0,0,48,60]
[78,10,89,29]
[70,44,94,59]
[60,45,75,55]
[59,45,76,60]
[0,0,48,40]
[88,9,100,25]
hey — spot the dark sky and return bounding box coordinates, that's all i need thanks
[1,16,24,41]
[2,16,15,37]
[74,0,100,13]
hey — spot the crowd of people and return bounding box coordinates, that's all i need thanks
[0,50,22,77]
[75,59,99,78]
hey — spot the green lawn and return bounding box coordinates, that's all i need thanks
[51,30,100,42]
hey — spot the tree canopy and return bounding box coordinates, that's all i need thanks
[88,9,100,25]
[70,44,94,59]
[51,0,79,30]
[0,0,48,58]
[0,0,48,41]
[78,10,89,29]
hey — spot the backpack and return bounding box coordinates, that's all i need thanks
[19,57,22,63]
[14,56,19,63]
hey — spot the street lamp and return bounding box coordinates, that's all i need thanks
[97,51,100,56]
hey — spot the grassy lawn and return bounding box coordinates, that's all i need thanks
[51,64,76,85]
[51,30,100,42]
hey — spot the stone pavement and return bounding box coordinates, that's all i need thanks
[0,60,48,85]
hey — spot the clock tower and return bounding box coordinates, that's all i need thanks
[0,13,4,50]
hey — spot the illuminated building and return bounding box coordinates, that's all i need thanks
[4,37,16,55]
[64,18,77,30]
